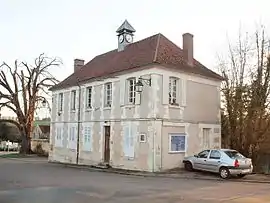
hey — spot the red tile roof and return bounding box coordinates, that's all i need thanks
[50,33,223,91]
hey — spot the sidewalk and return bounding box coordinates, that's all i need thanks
[52,162,270,184]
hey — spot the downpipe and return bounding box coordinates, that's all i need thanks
[76,81,81,165]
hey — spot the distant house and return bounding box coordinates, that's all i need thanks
[32,121,50,139]
[49,20,223,172]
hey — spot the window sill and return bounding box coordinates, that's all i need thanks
[85,108,92,112]
[125,104,136,108]
[168,151,186,154]
[103,106,111,110]
[169,105,184,109]
[70,110,76,113]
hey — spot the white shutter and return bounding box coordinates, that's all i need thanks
[88,127,92,151]
[163,75,169,104]
[73,125,77,150]
[177,78,181,105]
[129,124,136,158]
[61,127,64,147]
[123,125,129,156]
[119,79,126,106]
[54,126,58,147]
[181,79,187,106]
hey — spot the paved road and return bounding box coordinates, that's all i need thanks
[0,159,270,203]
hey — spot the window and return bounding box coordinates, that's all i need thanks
[224,150,245,159]
[104,83,112,107]
[202,128,211,148]
[128,78,136,104]
[139,133,146,143]
[169,133,186,152]
[83,126,92,151]
[86,87,92,109]
[169,77,178,105]
[58,93,63,111]
[68,126,77,149]
[55,126,62,147]
[209,150,221,159]
[197,150,210,158]
[123,124,135,158]
[71,90,76,110]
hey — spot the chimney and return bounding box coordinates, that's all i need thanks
[74,59,85,72]
[182,33,194,66]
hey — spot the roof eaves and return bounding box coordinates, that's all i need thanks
[153,33,161,62]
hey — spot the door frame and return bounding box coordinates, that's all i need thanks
[103,125,111,164]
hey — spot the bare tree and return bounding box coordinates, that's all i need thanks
[220,25,270,166]
[0,54,61,154]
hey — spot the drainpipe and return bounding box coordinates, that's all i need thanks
[76,79,81,165]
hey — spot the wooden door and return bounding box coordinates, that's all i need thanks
[104,126,110,163]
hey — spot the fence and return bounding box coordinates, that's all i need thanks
[255,153,270,174]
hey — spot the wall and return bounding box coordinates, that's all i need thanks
[160,122,221,170]
[31,139,49,154]
[49,65,222,171]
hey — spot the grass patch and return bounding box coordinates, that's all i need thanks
[0,153,25,158]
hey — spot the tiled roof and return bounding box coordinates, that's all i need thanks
[50,33,223,91]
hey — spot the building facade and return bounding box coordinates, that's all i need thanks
[49,20,223,172]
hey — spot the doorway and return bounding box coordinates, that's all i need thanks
[104,126,111,163]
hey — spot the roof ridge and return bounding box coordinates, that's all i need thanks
[153,33,161,62]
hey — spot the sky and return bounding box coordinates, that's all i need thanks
[0,0,270,117]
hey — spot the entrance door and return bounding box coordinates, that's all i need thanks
[104,126,111,163]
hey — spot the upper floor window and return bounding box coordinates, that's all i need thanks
[104,83,112,107]
[169,77,178,105]
[58,93,63,111]
[86,87,92,109]
[128,78,136,104]
[71,90,76,110]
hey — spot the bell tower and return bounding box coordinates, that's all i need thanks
[116,20,136,52]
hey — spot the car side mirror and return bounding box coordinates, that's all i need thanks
[194,154,198,158]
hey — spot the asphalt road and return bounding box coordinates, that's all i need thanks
[1,159,270,203]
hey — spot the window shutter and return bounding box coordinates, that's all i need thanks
[54,126,58,146]
[129,124,136,158]
[61,127,64,147]
[123,125,129,156]
[181,79,187,106]
[177,78,182,105]
[163,76,169,104]
[88,127,92,151]
[120,79,126,106]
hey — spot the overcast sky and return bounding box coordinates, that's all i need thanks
[0,0,270,117]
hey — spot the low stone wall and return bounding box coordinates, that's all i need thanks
[31,139,49,154]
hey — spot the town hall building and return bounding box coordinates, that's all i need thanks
[49,20,223,172]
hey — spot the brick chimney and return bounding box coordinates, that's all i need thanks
[182,33,194,66]
[74,59,84,72]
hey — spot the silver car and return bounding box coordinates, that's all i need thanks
[182,149,253,179]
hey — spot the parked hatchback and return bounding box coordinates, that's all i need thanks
[183,149,253,179]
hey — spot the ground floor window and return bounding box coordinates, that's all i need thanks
[55,126,63,147]
[169,133,187,153]
[83,125,92,151]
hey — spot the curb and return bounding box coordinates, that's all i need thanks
[0,157,48,163]
[50,162,270,184]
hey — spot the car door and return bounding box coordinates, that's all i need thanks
[193,150,210,171]
[206,150,222,172]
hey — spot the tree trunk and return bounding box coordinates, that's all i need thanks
[19,126,32,154]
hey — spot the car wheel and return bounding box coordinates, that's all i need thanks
[237,174,246,178]
[184,162,193,171]
[219,167,230,179]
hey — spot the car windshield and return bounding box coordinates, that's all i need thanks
[224,150,245,159]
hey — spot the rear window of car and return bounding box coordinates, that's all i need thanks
[224,150,245,159]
